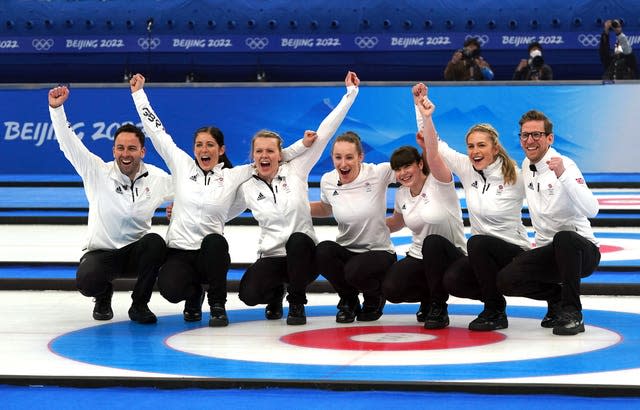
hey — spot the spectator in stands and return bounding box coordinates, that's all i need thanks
[444,37,494,81]
[498,110,600,336]
[48,86,173,324]
[600,19,637,80]
[513,41,553,81]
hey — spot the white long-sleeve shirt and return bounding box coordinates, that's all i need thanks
[523,147,599,247]
[395,175,467,259]
[320,162,396,253]
[439,140,531,250]
[132,89,307,250]
[236,85,359,257]
[50,105,173,252]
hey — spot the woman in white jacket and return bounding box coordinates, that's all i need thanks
[236,71,360,326]
[130,74,309,327]
[414,83,530,331]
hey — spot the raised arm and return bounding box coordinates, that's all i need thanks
[48,86,103,178]
[412,83,452,183]
[291,71,360,176]
[130,73,191,172]
[548,157,599,218]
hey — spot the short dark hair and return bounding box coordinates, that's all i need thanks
[390,145,429,176]
[463,37,481,49]
[527,41,542,53]
[114,123,145,147]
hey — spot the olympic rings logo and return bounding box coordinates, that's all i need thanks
[354,36,379,49]
[245,37,268,50]
[465,34,489,46]
[578,34,600,47]
[137,37,161,50]
[32,38,54,51]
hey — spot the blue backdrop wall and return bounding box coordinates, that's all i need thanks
[1,82,637,180]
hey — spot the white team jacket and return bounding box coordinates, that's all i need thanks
[50,105,173,252]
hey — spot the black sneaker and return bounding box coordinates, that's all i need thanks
[424,302,449,329]
[265,299,283,320]
[357,296,385,322]
[286,303,306,325]
[92,284,114,321]
[336,297,361,323]
[128,302,157,324]
[416,302,429,323]
[183,287,205,322]
[468,308,508,331]
[209,303,229,327]
[541,301,562,328]
[552,310,585,336]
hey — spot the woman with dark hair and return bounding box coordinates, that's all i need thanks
[130,73,309,327]
[311,131,397,324]
[414,82,530,331]
[382,145,466,329]
[236,72,360,326]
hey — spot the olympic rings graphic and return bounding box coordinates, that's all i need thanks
[465,34,489,46]
[32,38,54,51]
[137,37,161,50]
[578,34,600,47]
[354,36,379,49]
[245,37,269,50]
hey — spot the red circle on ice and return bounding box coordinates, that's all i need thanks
[280,326,506,351]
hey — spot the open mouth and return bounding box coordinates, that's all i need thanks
[200,155,211,167]
[259,160,271,172]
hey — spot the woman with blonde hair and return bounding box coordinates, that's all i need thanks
[414,83,530,331]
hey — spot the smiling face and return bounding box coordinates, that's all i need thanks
[113,131,145,181]
[193,131,224,172]
[252,136,282,182]
[520,119,553,164]
[466,131,499,171]
[394,160,425,192]
[332,140,363,185]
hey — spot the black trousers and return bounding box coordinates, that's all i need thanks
[157,233,230,306]
[316,240,396,306]
[76,232,166,303]
[239,232,318,305]
[446,235,525,310]
[383,235,458,305]
[497,231,601,312]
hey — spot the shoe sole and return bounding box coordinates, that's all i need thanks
[183,313,202,322]
[424,317,450,329]
[552,323,585,336]
[286,317,307,325]
[93,313,113,321]
[357,313,383,322]
[468,322,508,331]
[208,318,229,327]
[129,315,157,324]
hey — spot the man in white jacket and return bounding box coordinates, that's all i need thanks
[497,110,600,336]
[48,86,173,324]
